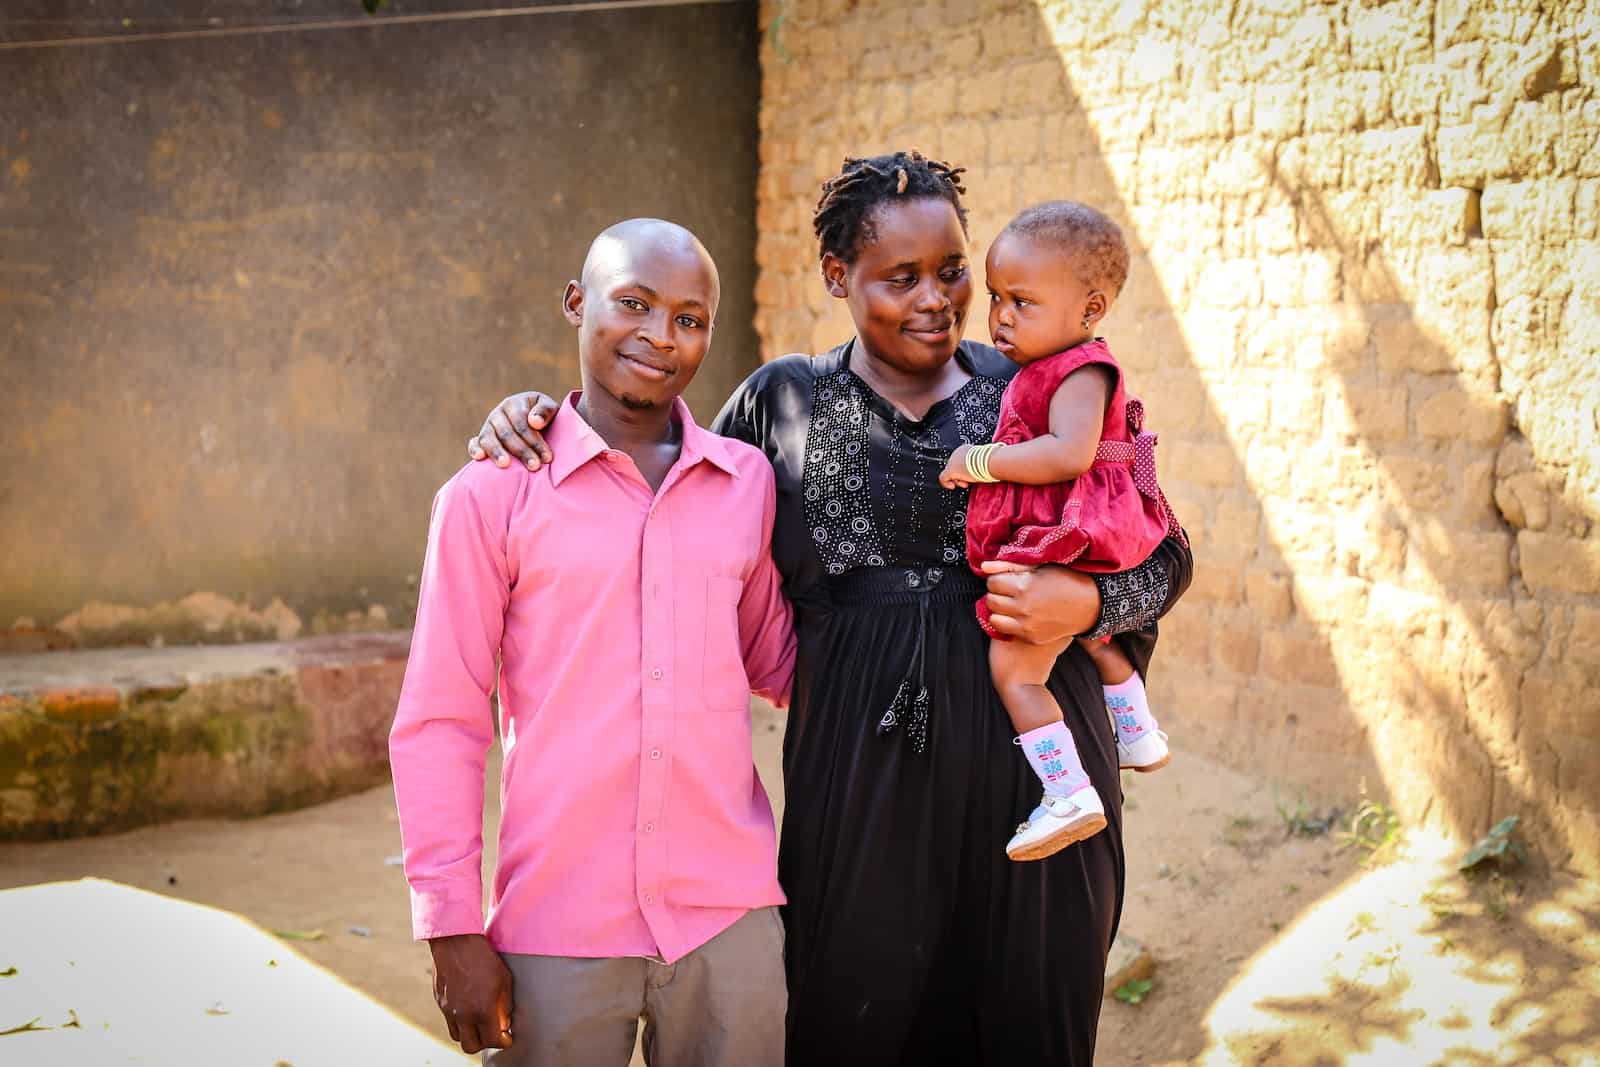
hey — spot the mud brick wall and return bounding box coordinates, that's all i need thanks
[753,0,1599,871]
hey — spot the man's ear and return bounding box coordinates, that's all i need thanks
[820,253,849,299]
[561,281,584,327]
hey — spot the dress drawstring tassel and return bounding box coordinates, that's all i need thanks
[877,571,935,754]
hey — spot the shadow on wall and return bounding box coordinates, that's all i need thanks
[790,0,1599,874]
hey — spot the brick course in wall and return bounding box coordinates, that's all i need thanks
[754,0,1599,872]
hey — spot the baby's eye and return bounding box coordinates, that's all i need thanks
[939,266,967,283]
[620,297,647,311]
[676,315,703,329]
[987,291,999,303]
[1015,297,1029,308]
[890,275,916,288]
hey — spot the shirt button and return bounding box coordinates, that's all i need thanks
[644,823,655,834]
[643,894,654,904]
[650,748,661,760]
[651,667,662,680]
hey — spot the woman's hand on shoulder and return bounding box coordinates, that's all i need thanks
[980,561,1101,644]
[468,392,560,470]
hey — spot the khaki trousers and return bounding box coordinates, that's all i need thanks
[483,906,786,1067]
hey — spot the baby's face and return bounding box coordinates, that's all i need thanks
[984,231,1099,365]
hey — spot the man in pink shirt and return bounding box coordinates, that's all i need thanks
[390,219,795,1066]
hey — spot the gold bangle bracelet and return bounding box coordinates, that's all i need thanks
[967,442,1002,483]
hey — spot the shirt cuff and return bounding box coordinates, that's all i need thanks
[1082,553,1171,639]
[409,882,485,942]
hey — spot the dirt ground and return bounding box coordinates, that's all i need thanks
[3,706,1595,1065]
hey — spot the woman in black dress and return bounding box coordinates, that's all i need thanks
[470,152,1192,1065]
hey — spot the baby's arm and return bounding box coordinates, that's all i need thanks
[940,364,1113,488]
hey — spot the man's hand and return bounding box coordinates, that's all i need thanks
[939,444,974,489]
[429,933,516,1054]
[467,392,561,471]
[981,560,1101,644]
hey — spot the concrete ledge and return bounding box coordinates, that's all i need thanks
[0,633,410,841]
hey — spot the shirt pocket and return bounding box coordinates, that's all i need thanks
[701,576,750,712]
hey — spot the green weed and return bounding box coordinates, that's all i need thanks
[1337,791,1403,864]
[1274,790,1340,837]
[1113,978,1154,1005]
[1458,815,1527,872]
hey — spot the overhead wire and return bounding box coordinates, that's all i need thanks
[0,0,747,51]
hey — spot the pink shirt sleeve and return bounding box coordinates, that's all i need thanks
[736,462,796,709]
[389,464,514,941]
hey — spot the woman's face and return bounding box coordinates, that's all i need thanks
[825,197,973,376]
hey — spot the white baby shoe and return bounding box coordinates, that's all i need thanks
[1005,787,1107,861]
[1117,728,1171,773]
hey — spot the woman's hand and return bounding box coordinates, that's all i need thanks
[467,392,561,470]
[981,560,1101,644]
[939,444,974,489]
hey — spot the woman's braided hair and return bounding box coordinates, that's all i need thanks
[812,150,969,263]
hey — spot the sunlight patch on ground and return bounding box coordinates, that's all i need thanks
[1196,829,1600,1066]
[0,878,467,1066]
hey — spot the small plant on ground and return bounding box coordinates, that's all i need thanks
[1113,978,1154,1005]
[1457,816,1528,923]
[1458,815,1527,872]
[1336,785,1403,864]
[1274,789,1340,838]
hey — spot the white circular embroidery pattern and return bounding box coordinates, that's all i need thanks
[801,362,1006,578]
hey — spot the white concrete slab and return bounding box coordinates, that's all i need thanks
[0,877,466,1066]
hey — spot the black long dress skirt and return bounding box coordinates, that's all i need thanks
[714,340,1192,1066]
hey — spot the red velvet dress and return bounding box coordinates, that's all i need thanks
[965,339,1185,637]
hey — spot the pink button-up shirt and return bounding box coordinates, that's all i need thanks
[390,394,795,964]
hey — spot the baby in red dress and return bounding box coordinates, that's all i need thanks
[940,201,1186,862]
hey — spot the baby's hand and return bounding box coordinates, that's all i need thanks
[940,445,973,490]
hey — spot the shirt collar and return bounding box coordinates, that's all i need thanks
[547,392,741,487]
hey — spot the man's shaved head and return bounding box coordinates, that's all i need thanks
[563,217,722,414]
[581,218,720,316]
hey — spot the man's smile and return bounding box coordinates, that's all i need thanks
[618,350,675,380]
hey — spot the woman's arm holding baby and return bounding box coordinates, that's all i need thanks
[939,365,1113,488]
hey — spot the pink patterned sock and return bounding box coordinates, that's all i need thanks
[1017,721,1090,797]
[1106,674,1158,744]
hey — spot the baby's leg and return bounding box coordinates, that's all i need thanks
[990,635,1074,735]
[1077,637,1170,773]
[990,638,1106,860]
[1077,633,1135,685]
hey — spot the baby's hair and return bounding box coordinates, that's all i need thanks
[812,150,969,263]
[1002,200,1130,297]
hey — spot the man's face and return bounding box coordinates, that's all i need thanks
[565,232,719,411]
